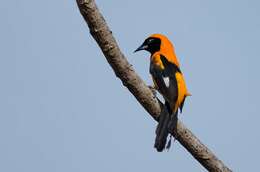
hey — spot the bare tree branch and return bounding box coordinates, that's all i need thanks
[76,0,232,171]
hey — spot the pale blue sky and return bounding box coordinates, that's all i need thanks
[1,0,260,171]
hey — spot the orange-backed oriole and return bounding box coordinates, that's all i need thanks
[135,34,191,152]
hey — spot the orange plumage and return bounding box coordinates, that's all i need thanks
[135,33,190,151]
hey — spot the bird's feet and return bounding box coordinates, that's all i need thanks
[148,85,157,96]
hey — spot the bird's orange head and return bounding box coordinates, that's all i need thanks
[135,33,179,66]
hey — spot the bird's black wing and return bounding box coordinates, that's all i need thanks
[151,54,181,151]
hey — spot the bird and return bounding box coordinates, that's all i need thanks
[134,34,191,152]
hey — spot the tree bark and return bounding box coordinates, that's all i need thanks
[76,0,232,171]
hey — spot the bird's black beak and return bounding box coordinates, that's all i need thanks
[134,43,148,53]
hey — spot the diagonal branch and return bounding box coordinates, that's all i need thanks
[76,0,232,171]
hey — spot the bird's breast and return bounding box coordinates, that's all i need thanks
[150,53,165,70]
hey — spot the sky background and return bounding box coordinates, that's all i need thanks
[1,0,260,171]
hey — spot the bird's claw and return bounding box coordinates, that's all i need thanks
[148,85,157,96]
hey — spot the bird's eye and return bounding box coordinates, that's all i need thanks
[148,38,154,44]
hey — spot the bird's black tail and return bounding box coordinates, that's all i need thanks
[154,102,174,152]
